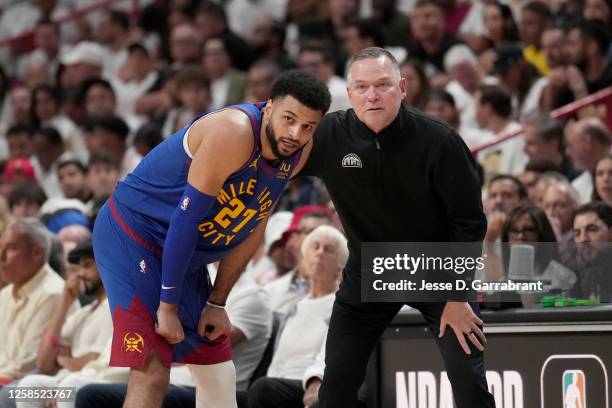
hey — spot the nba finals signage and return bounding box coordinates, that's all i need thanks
[378,333,611,407]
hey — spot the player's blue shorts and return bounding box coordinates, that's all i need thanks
[93,197,232,368]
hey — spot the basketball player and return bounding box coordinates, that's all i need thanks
[92,70,330,408]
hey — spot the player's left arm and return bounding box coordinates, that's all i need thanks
[198,216,269,340]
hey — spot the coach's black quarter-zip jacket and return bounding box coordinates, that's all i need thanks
[299,104,487,275]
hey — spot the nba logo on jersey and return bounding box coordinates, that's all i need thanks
[139,260,147,274]
[181,196,190,211]
[342,153,362,168]
[562,370,586,408]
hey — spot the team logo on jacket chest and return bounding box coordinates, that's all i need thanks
[342,153,362,168]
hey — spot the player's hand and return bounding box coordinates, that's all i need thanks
[439,301,486,355]
[156,302,185,344]
[303,378,321,407]
[197,303,231,341]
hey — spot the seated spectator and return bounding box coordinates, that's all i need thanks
[400,58,430,112]
[166,66,211,133]
[57,224,92,263]
[276,177,328,212]
[245,226,348,408]
[7,181,47,219]
[6,125,34,160]
[298,42,350,113]
[9,241,112,408]
[57,160,92,205]
[249,17,296,71]
[406,0,462,76]
[485,205,577,293]
[491,44,545,120]
[547,20,612,112]
[593,153,612,206]
[522,115,579,182]
[541,181,583,272]
[244,61,280,103]
[31,127,74,199]
[256,211,295,285]
[425,89,460,131]
[484,175,528,244]
[111,43,160,130]
[519,158,563,203]
[474,85,525,178]
[264,207,335,314]
[443,45,483,132]
[203,36,247,109]
[86,153,120,203]
[5,86,32,132]
[30,85,86,163]
[565,118,612,203]
[572,201,612,301]
[39,198,90,234]
[132,124,163,157]
[3,158,37,188]
[0,219,75,384]
[81,115,142,179]
[342,18,385,59]
[519,1,553,76]
[81,78,117,118]
[482,2,519,49]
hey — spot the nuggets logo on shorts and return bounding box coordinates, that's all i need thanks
[124,332,144,353]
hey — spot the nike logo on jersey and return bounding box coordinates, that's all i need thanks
[161,284,176,290]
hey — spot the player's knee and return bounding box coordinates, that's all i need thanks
[130,353,170,391]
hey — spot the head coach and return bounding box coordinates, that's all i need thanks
[294,47,495,407]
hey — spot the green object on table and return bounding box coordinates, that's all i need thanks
[540,296,600,307]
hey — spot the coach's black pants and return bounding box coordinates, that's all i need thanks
[318,270,496,408]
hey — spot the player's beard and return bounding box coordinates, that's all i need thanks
[266,122,294,160]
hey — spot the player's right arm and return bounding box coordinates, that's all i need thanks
[156,109,254,344]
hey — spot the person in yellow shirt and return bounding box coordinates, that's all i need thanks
[519,1,553,76]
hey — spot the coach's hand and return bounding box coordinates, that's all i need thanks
[439,301,486,355]
[198,304,231,341]
[156,302,185,344]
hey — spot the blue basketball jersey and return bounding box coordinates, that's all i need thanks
[111,102,301,263]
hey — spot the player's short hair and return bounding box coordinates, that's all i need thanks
[270,70,331,114]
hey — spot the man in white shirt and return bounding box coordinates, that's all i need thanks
[566,118,612,203]
[0,219,74,384]
[475,85,526,177]
[298,43,351,113]
[247,226,348,408]
[9,241,112,408]
[264,206,334,314]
